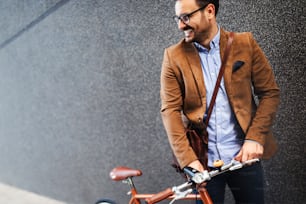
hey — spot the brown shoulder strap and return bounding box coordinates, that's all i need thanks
[205,32,234,126]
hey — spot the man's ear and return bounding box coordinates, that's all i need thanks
[206,3,216,18]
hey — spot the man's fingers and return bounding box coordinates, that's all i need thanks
[235,141,264,163]
[242,151,249,162]
[235,150,242,161]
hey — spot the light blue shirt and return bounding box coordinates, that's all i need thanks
[194,28,244,167]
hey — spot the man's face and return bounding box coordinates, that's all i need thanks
[175,0,210,43]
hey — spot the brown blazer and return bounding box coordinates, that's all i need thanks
[160,29,280,168]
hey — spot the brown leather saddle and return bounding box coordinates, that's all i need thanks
[109,166,142,181]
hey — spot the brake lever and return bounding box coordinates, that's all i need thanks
[242,158,260,165]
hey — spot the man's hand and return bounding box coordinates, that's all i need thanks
[235,140,263,162]
[188,160,205,172]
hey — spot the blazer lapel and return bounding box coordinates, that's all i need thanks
[220,29,233,97]
[182,41,206,98]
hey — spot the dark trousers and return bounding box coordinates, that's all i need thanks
[197,162,265,204]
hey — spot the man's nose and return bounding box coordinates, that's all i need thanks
[177,20,187,30]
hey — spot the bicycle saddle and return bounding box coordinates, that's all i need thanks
[109,166,142,181]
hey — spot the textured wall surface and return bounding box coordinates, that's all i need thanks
[0,0,305,204]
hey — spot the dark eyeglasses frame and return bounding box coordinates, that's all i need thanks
[173,3,209,24]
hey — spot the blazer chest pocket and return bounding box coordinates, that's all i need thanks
[232,60,245,72]
[231,60,251,83]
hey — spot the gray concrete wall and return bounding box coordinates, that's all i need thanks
[0,0,305,203]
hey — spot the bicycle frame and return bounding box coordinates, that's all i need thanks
[110,167,204,204]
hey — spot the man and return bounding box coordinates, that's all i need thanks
[160,0,280,203]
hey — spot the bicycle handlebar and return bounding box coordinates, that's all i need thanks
[145,188,174,204]
[145,159,259,204]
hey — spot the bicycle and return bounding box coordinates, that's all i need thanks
[96,158,259,204]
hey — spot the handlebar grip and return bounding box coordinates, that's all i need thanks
[198,187,213,204]
[145,188,174,204]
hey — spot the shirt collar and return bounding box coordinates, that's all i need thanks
[194,25,220,52]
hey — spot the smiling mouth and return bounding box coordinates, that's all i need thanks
[184,29,193,37]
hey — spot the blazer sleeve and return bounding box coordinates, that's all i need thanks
[245,33,280,145]
[160,48,198,168]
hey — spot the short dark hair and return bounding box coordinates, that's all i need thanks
[196,0,219,16]
[174,0,219,16]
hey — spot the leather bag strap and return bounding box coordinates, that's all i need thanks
[204,32,234,126]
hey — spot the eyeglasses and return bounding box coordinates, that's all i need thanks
[173,3,209,24]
